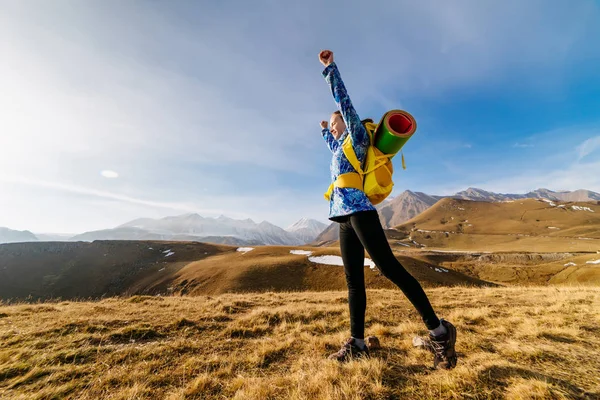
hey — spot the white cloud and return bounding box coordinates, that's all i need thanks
[101,170,119,178]
[0,172,329,232]
[473,159,600,194]
[576,136,600,160]
[513,143,534,148]
[0,173,221,215]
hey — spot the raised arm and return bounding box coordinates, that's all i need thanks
[319,50,368,147]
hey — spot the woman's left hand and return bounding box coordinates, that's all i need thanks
[319,50,334,67]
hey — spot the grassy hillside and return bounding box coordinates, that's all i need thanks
[0,241,231,301]
[394,198,600,252]
[0,242,492,301]
[415,251,600,286]
[4,238,600,302]
[1,287,599,399]
[158,246,492,296]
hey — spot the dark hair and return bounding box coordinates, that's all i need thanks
[332,110,373,125]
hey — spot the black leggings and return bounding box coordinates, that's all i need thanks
[338,210,440,338]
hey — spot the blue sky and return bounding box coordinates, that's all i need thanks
[1,0,600,233]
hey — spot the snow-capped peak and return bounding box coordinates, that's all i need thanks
[286,218,327,232]
[285,218,328,244]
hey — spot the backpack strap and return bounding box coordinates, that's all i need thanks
[363,121,377,146]
[324,129,366,201]
[335,172,363,190]
[341,135,364,176]
[363,154,392,174]
[324,172,363,200]
[341,121,379,175]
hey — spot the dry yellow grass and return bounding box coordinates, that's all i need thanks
[1,287,599,399]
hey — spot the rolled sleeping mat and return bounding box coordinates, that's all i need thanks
[373,110,417,156]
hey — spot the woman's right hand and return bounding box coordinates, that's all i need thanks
[320,121,328,129]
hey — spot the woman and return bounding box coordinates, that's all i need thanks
[318,50,457,369]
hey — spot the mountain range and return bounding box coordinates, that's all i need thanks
[68,214,326,246]
[2,188,598,246]
[312,188,600,243]
[0,227,38,244]
[453,188,600,202]
[1,216,326,246]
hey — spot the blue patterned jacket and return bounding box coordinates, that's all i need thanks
[321,62,376,221]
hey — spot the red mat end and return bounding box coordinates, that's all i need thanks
[388,114,412,134]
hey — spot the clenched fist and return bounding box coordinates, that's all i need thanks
[319,50,334,67]
[320,121,328,129]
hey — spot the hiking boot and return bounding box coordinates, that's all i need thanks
[328,338,370,362]
[412,319,457,369]
[366,335,381,350]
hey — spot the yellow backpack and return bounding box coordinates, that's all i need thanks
[324,120,406,205]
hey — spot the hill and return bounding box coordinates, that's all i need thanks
[69,228,261,246]
[0,241,230,301]
[0,241,491,301]
[412,250,600,286]
[149,245,493,296]
[378,190,441,227]
[1,287,598,399]
[0,227,38,244]
[394,198,600,252]
[34,233,74,242]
